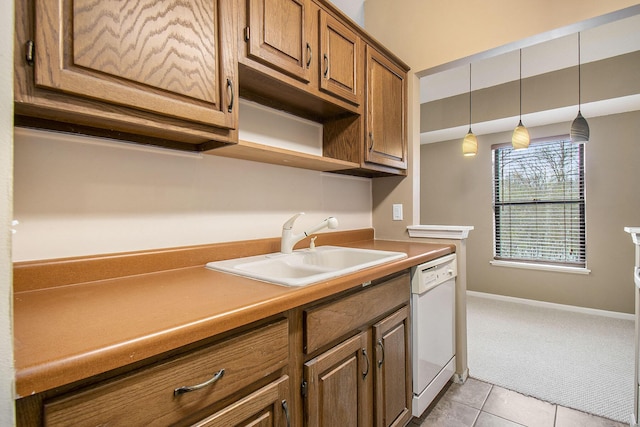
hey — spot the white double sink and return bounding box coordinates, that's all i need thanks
[206,246,407,287]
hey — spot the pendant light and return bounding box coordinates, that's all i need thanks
[512,49,530,150]
[462,63,478,156]
[571,32,590,143]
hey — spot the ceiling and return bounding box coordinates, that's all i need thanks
[419,12,640,144]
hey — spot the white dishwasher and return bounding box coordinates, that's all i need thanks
[411,253,457,417]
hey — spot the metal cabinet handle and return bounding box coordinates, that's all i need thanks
[323,54,329,78]
[306,43,312,68]
[362,348,370,379]
[226,78,234,113]
[377,338,385,368]
[173,368,225,396]
[369,132,374,151]
[282,399,291,427]
[25,40,35,66]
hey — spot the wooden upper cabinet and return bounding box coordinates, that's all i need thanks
[246,0,311,82]
[364,45,407,170]
[318,10,361,105]
[31,0,237,130]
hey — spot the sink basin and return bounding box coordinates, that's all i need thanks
[205,246,407,287]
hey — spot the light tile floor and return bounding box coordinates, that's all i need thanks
[409,378,628,427]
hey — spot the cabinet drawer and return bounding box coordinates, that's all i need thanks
[304,273,409,354]
[194,375,290,427]
[44,319,288,426]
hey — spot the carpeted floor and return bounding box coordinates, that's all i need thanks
[466,293,635,423]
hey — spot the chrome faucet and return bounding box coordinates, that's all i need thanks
[280,212,339,254]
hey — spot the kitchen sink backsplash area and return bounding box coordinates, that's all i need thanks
[12,127,372,261]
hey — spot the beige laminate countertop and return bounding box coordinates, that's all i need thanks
[13,231,454,398]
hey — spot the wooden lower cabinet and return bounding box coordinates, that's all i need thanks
[303,331,372,427]
[16,273,413,427]
[194,375,291,427]
[41,319,289,427]
[374,306,412,427]
[301,272,412,427]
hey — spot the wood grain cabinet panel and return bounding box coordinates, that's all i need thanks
[15,0,238,149]
[319,10,361,105]
[246,0,311,82]
[43,320,288,427]
[33,0,236,128]
[303,331,371,427]
[365,45,407,170]
[194,375,290,427]
[373,306,412,427]
[301,273,411,427]
[304,272,410,354]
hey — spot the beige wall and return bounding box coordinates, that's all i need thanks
[364,0,640,73]
[366,0,640,243]
[422,52,640,132]
[13,127,373,261]
[420,112,640,313]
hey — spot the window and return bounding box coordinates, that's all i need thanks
[492,137,586,267]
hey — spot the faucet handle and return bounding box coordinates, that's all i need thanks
[283,212,305,230]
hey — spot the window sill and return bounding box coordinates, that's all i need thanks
[490,260,591,275]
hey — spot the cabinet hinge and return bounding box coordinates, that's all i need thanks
[300,380,308,398]
[25,40,35,66]
[244,26,250,42]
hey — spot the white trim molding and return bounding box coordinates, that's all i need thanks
[490,259,591,275]
[407,225,474,240]
[468,290,633,321]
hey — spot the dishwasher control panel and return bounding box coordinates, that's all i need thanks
[411,253,457,294]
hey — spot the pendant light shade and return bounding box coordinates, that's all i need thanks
[571,32,590,143]
[512,49,530,150]
[463,129,478,156]
[571,111,590,142]
[512,120,530,150]
[462,63,478,156]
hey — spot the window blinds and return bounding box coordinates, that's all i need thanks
[493,138,586,267]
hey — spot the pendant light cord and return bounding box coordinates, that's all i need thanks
[578,33,582,109]
[469,63,472,129]
[519,49,522,118]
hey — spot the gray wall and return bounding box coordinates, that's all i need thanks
[420,112,640,313]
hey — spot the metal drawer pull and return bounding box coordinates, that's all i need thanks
[282,399,291,427]
[226,79,234,113]
[306,43,312,68]
[173,368,225,396]
[323,54,329,78]
[377,338,385,368]
[362,348,370,379]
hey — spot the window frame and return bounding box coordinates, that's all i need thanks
[491,135,587,269]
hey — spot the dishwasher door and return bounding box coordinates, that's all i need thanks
[411,254,456,416]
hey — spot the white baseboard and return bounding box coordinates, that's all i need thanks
[467,290,634,321]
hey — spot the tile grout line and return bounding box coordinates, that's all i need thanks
[472,383,493,426]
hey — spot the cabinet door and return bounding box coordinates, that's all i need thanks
[34,0,237,129]
[246,0,311,82]
[365,45,407,170]
[304,331,371,427]
[373,306,412,427]
[194,376,290,427]
[318,11,361,105]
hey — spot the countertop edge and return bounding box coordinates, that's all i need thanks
[14,236,454,398]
